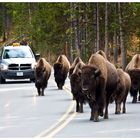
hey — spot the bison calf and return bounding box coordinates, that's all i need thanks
[35,58,51,96]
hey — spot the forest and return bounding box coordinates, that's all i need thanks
[0,2,140,69]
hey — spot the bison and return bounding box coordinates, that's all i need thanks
[110,69,131,114]
[53,55,70,89]
[81,53,118,122]
[70,61,86,113]
[35,58,52,96]
[125,54,140,103]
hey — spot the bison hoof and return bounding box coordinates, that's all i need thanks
[94,118,99,122]
[99,111,104,117]
[132,98,137,103]
[104,115,108,119]
[138,96,140,101]
[122,110,126,113]
[79,110,83,113]
[115,111,120,114]
[90,116,94,121]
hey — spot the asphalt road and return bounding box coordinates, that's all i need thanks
[0,75,140,138]
[0,76,74,138]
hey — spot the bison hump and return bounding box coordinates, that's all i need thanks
[88,53,107,80]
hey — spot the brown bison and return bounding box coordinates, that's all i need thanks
[35,58,52,96]
[53,55,70,89]
[70,61,86,113]
[69,57,82,78]
[81,53,118,122]
[110,69,131,114]
[125,54,140,103]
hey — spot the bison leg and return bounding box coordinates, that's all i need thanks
[79,102,83,113]
[104,96,110,119]
[57,83,63,90]
[90,109,94,121]
[115,102,121,114]
[37,88,41,96]
[93,103,99,122]
[98,107,104,117]
[91,103,99,122]
[89,104,94,121]
[41,88,45,96]
[93,110,99,122]
[122,102,126,113]
[130,87,138,103]
[122,94,128,113]
[76,99,80,112]
[132,96,137,103]
[138,89,140,101]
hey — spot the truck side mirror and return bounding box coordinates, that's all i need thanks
[35,53,40,61]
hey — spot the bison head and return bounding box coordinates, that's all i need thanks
[129,69,140,90]
[54,63,63,75]
[69,67,74,78]
[35,67,47,87]
[53,62,66,89]
[81,65,101,100]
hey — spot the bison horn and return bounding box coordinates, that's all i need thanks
[94,69,101,77]
[82,87,88,91]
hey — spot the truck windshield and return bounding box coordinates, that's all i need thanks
[3,48,33,59]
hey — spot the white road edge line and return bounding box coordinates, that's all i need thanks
[35,85,77,138]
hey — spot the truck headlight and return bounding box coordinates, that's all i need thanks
[0,64,8,70]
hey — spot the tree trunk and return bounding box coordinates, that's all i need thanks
[113,30,118,64]
[74,3,80,57]
[105,3,108,57]
[84,3,88,60]
[113,3,118,64]
[93,3,99,52]
[96,3,100,51]
[2,4,7,42]
[69,3,74,63]
[118,3,126,70]
[93,3,97,53]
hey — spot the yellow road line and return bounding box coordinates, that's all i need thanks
[35,85,77,138]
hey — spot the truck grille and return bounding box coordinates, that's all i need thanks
[20,64,31,70]
[8,64,31,70]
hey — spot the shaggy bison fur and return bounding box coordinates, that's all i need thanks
[81,53,118,122]
[35,58,51,96]
[53,55,70,89]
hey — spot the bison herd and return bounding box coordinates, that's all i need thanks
[34,51,140,122]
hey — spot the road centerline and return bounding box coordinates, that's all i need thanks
[35,86,77,138]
